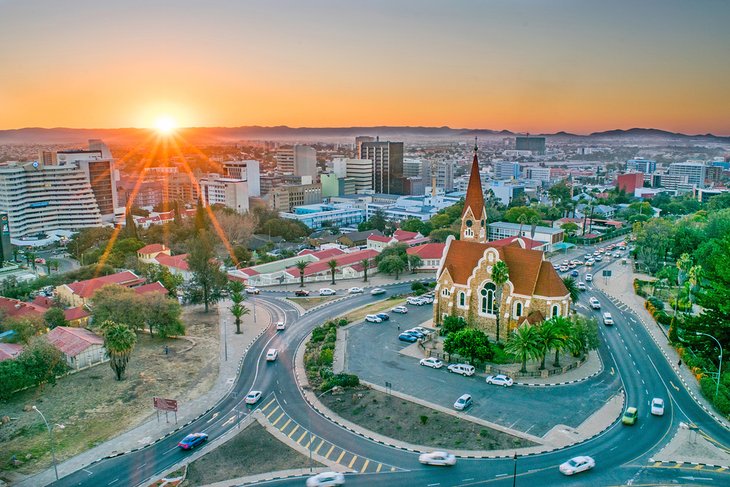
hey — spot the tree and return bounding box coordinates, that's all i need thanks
[361,259,370,282]
[44,307,67,329]
[505,324,540,373]
[144,293,184,338]
[529,215,541,240]
[140,263,184,298]
[561,222,580,235]
[569,315,600,359]
[443,328,493,365]
[441,315,467,335]
[548,181,572,207]
[0,315,45,343]
[295,260,309,287]
[17,338,68,389]
[101,321,137,381]
[517,213,529,236]
[407,254,422,273]
[228,281,250,334]
[124,210,138,240]
[368,210,387,231]
[561,277,581,312]
[504,206,540,225]
[535,320,562,370]
[378,254,407,280]
[186,232,228,312]
[91,285,147,331]
[549,316,573,367]
[491,260,510,343]
[328,259,338,285]
[194,197,208,233]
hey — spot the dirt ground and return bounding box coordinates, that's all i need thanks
[286,296,338,310]
[341,297,406,323]
[183,422,320,486]
[320,388,534,451]
[0,305,220,479]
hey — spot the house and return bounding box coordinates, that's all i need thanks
[44,326,107,371]
[337,230,384,248]
[0,343,23,362]
[153,253,192,281]
[392,229,429,246]
[64,306,91,327]
[137,243,172,263]
[407,243,445,271]
[229,248,348,286]
[487,222,564,252]
[55,271,147,307]
[433,145,570,341]
[0,296,47,320]
[133,281,169,296]
[366,234,393,252]
[283,249,379,283]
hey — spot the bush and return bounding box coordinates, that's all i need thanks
[419,415,429,425]
[669,297,692,312]
[319,348,334,366]
[411,282,425,292]
[322,373,359,391]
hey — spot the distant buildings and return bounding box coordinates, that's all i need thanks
[357,139,405,194]
[332,158,373,193]
[280,203,365,230]
[616,173,645,194]
[493,161,520,180]
[626,158,656,174]
[223,160,260,197]
[525,166,551,182]
[276,145,317,179]
[487,222,564,252]
[199,174,250,213]
[668,161,707,188]
[515,136,546,155]
[268,182,323,212]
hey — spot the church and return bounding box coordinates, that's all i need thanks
[433,145,570,341]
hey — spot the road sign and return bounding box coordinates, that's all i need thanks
[602,270,612,277]
[153,397,178,412]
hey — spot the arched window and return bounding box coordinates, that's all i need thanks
[442,288,451,297]
[459,292,466,307]
[480,282,497,314]
[514,302,522,318]
[552,305,560,317]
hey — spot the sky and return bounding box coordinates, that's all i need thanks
[1,0,729,134]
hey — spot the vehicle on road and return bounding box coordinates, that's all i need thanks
[577,281,587,291]
[419,357,444,369]
[177,432,208,450]
[651,398,665,416]
[376,312,390,321]
[447,363,475,376]
[245,390,262,404]
[306,471,345,487]
[418,451,457,466]
[365,314,382,323]
[348,287,364,294]
[485,374,514,387]
[559,456,595,476]
[595,255,603,261]
[294,289,310,297]
[570,270,579,277]
[370,288,386,295]
[319,288,336,296]
[622,406,638,425]
[407,296,426,306]
[613,252,621,258]
[589,297,601,309]
[420,294,434,304]
[266,348,278,361]
[276,321,286,331]
[245,286,260,295]
[392,305,408,314]
[453,393,473,410]
[398,333,418,343]
[602,312,614,325]
[585,273,593,282]
[559,265,569,272]
[585,260,594,267]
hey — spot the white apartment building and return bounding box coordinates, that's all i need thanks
[223,160,260,197]
[0,161,103,238]
[276,145,317,179]
[200,175,250,213]
[333,158,373,193]
[668,161,707,188]
[525,166,551,182]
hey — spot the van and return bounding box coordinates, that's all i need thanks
[266,349,278,361]
[453,394,473,411]
[447,363,475,376]
[603,313,614,325]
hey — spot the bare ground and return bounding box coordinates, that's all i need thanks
[0,305,220,479]
[286,296,338,310]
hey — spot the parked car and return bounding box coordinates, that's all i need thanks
[589,297,601,309]
[420,294,434,304]
[447,363,475,376]
[485,374,514,387]
[570,270,579,277]
[245,286,260,295]
[348,287,364,294]
[365,314,382,323]
[613,252,621,258]
[602,312,614,325]
[559,456,595,476]
[622,406,638,425]
[419,357,443,369]
[370,288,386,295]
[376,313,390,321]
[418,451,457,466]
[585,273,593,282]
[559,265,569,272]
[319,288,336,296]
[585,260,594,267]
[407,296,426,306]
[266,348,278,361]
[411,326,432,335]
[453,393,473,410]
[392,305,408,314]
[245,390,262,404]
[398,333,418,343]
[577,281,587,291]
[177,432,208,450]
[276,321,286,331]
[651,398,665,416]
[306,471,345,487]
[595,255,603,261]
[403,329,426,338]
[294,289,310,297]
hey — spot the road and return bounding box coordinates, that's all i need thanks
[53,237,729,486]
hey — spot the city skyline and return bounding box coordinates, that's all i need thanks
[1,0,729,134]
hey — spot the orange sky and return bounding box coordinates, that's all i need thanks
[1,0,728,135]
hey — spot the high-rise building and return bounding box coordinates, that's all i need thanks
[525,167,551,182]
[668,162,707,188]
[223,160,260,197]
[626,158,656,174]
[275,145,317,179]
[268,183,322,212]
[515,136,546,155]
[357,139,405,194]
[403,158,424,178]
[163,172,200,205]
[332,158,373,193]
[494,161,520,180]
[435,161,455,191]
[200,174,249,213]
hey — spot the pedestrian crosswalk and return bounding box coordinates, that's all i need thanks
[258,394,401,474]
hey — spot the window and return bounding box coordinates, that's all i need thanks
[464,228,473,238]
[514,302,522,318]
[552,305,560,317]
[459,292,466,307]
[442,288,451,297]
[480,282,497,314]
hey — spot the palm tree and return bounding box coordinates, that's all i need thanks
[517,213,529,237]
[295,260,309,287]
[549,316,573,367]
[686,264,702,313]
[230,302,250,335]
[535,320,563,370]
[228,281,248,334]
[561,276,581,313]
[327,259,338,285]
[529,215,541,240]
[361,258,370,282]
[505,324,540,373]
[101,321,137,381]
[491,260,510,343]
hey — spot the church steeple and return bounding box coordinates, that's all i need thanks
[461,139,487,242]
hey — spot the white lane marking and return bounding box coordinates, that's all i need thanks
[136,462,147,470]
[83,468,93,475]
[206,412,219,423]
[495,473,508,477]
[108,479,119,485]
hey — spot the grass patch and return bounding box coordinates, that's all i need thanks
[286,296,338,310]
[320,388,535,451]
[183,422,320,486]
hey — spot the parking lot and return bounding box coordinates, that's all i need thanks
[344,301,621,438]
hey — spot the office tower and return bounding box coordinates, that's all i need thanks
[626,158,656,174]
[668,161,707,188]
[275,145,317,179]
[223,160,260,197]
[333,158,373,193]
[163,172,200,205]
[403,158,424,178]
[525,167,551,182]
[515,136,546,155]
[268,183,322,212]
[0,214,11,262]
[435,161,455,191]
[357,139,405,194]
[38,150,57,165]
[494,161,520,180]
[200,174,250,213]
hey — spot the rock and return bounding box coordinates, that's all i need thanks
[1,416,10,424]
[25,453,33,460]
[23,405,32,412]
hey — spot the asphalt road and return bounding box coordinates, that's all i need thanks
[53,237,730,487]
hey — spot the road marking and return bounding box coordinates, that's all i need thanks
[361,459,370,473]
[315,438,325,454]
[272,411,285,426]
[109,480,119,485]
[279,418,292,431]
[610,367,615,375]
[427,484,441,486]
[297,430,308,444]
[325,444,335,459]
[288,424,300,438]
[391,467,397,472]
[136,463,146,470]
[266,405,280,419]
[653,461,662,467]
[495,473,508,477]
[376,463,383,473]
[670,381,680,391]
[82,469,93,475]
[206,412,219,423]
[348,454,358,469]
[336,449,346,463]
[261,397,276,413]
[222,415,236,427]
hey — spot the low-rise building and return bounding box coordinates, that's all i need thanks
[44,326,107,371]
[487,222,564,252]
[55,270,146,307]
[280,203,365,230]
[137,243,172,263]
[406,243,445,270]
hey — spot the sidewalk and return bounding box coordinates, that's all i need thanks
[593,260,729,429]
[264,272,435,294]
[15,301,271,487]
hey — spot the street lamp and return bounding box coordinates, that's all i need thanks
[512,452,517,487]
[696,332,723,401]
[32,406,59,481]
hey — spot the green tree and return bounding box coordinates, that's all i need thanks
[361,259,370,282]
[1,315,45,343]
[504,206,541,225]
[91,285,147,331]
[17,338,68,389]
[569,315,600,358]
[295,260,309,287]
[186,232,228,312]
[429,228,457,242]
[561,222,580,235]
[407,254,422,273]
[491,260,510,343]
[0,360,29,400]
[328,259,338,285]
[140,263,184,298]
[101,321,137,381]
[378,254,407,279]
[441,315,467,335]
[535,320,562,370]
[228,281,250,335]
[529,215,541,240]
[549,316,573,367]
[194,197,208,233]
[561,276,581,312]
[505,324,540,373]
[368,210,387,231]
[548,181,572,207]
[124,210,139,240]
[144,293,185,338]
[444,328,493,365]
[44,307,67,329]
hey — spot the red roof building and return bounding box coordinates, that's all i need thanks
[55,271,146,306]
[44,326,107,370]
[133,281,169,296]
[0,297,46,320]
[407,243,446,270]
[284,249,378,278]
[0,343,23,362]
[154,253,190,272]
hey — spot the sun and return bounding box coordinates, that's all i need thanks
[154,116,177,135]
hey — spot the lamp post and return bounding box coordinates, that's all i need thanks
[32,406,58,481]
[696,332,723,401]
[512,452,517,487]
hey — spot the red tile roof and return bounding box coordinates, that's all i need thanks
[134,282,168,295]
[64,306,90,321]
[138,243,167,254]
[32,296,55,309]
[392,229,419,241]
[367,235,393,243]
[489,236,544,250]
[65,271,144,299]
[155,253,190,271]
[407,243,446,260]
[45,326,104,357]
[285,249,378,277]
[0,297,46,319]
[0,343,23,361]
[463,147,485,220]
[308,248,346,260]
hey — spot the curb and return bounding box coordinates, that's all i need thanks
[515,351,604,387]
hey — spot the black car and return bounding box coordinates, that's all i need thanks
[376,313,390,321]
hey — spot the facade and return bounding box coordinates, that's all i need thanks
[45,326,107,371]
[494,161,520,180]
[137,243,171,263]
[223,160,261,197]
[487,181,525,206]
[525,167,551,182]
[403,158,423,178]
[626,158,656,174]
[332,158,372,193]
[57,141,118,221]
[433,145,569,339]
[515,136,546,155]
[280,203,365,230]
[668,162,707,188]
[269,183,322,212]
[435,161,455,191]
[487,222,564,251]
[200,175,250,213]
[406,243,446,270]
[358,139,405,194]
[55,270,146,307]
[276,145,317,178]
[117,178,163,209]
[616,173,645,193]
[164,171,200,205]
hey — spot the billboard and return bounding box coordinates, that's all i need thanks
[153,397,178,412]
[0,214,10,262]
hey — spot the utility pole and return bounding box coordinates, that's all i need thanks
[32,406,58,481]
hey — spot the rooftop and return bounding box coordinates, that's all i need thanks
[45,326,104,357]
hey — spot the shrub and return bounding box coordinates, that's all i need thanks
[419,415,429,425]
[411,282,425,292]
[322,373,359,390]
[319,348,334,366]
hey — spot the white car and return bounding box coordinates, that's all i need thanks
[407,296,426,306]
[319,288,336,296]
[245,286,260,295]
[595,255,603,261]
[244,390,262,404]
[613,252,621,258]
[585,273,593,282]
[306,471,345,487]
[348,287,364,294]
[365,314,382,323]
[370,288,386,295]
[651,397,665,416]
[559,265,569,272]
[266,349,278,361]
[453,393,473,410]
[589,297,601,309]
[419,357,444,369]
[577,281,587,291]
[392,305,408,314]
[485,374,514,387]
[602,312,614,325]
[559,455,595,476]
[418,451,457,466]
[276,321,286,331]
[411,326,432,335]
[447,363,475,376]
[420,294,434,304]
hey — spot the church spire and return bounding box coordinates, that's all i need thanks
[460,139,487,242]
